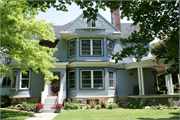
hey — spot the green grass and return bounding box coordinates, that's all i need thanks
[1,109,34,119]
[53,109,180,120]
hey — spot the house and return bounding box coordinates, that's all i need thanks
[2,9,179,111]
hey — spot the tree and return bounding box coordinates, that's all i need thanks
[28,0,179,74]
[1,0,58,84]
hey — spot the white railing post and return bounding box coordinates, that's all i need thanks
[58,84,64,104]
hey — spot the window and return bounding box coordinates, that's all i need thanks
[87,19,96,27]
[20,70,30,89]
[11,71,17,88]
[68,71,75,89]
[81,39,102,55]
[81,70,103,88]
[2,76,11,87]
[109,71,114,88]
[68,40,75,57]
[107,40,113,56]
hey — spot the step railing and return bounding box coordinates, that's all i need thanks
[58,84,64,104]
[41,83,48,104]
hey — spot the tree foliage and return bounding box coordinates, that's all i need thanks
[1,0,58,84]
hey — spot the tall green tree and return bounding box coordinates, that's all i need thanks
[1,0,58,84]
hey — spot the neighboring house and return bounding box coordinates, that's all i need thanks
[3,9,179,110]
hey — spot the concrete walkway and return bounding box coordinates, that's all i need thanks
[26,113,59,120]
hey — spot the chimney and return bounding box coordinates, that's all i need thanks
[111,8,121,32]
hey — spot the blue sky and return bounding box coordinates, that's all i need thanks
[36,3,133,25]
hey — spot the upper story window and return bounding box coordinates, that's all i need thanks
[20,70,30,89]
[11,70,17,88]
[81,39,102,56]
[68,40,76,57]
[87,19,96,27]
[68,71,75,89]
[2,76,11,87]
[109,71,114,88]
[81,70,103,89]
[107,40,113,56]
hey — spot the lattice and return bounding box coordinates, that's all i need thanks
[127,97,180,106]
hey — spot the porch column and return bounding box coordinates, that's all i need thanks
[169,74,174,94]
[178,74,180,84]
[165,65,174,94]
[156,74,159,91]
[137,67,142,95]
[140,67,145,95]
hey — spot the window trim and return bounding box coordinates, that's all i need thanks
[68,70,76,89]
[109,70,115,88]
[19,70,30,90]
[80,70,104,89]
[68,39,76,58]
[1,75,11,87]
[80,39,103,56]
[10,70,17,89]
[86,19,96,28]
[107,39,114,57]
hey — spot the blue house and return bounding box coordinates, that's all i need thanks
[1,9,178,112]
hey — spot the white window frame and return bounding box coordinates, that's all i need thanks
[10,70,17,89]
[81,70,104,89]
[86,19,96,27]
[109,70,115,88]
[1,75,11,87]
[68,70,75,89]
[107,40,113,56]
[81,39,103,56]
[68,40,76,57]
[19,70,30,90]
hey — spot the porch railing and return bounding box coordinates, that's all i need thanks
[41,83,48,104]
[58,84,64,104]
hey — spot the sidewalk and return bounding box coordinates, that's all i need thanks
[26,113,59,120]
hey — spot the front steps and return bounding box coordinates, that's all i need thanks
[43,96,57,113]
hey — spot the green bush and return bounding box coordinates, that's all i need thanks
[1,95,11,108]
[108,103,119,109]
[19,101,37,111]
[126,101,143,109]
[96,105,101,109]
[86,104,90,109]
[72,103,80,109]
[99,98,107,108]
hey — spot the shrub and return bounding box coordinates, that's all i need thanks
[64,102,71,109]
[1,95,11,108]
[96,105,101,109]
[168,98,173,107]
[19,101,37,111]
[86,104,90,109]
[72,103,80,109]
[126,101,143,109]
[108,103,119,109]
[90,100,97,108]
[99,98,107,108]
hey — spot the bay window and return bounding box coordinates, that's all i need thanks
[68,71,75,89]
[107,40,113,56]
[81,70,103,89]
[68,40,75,57]
[81,39,102,56]
[109,71,114,88]
[20,70,30,89]
[2,76,11,87]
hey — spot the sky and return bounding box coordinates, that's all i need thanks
[35,3,133,25]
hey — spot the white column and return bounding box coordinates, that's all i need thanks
[156,74,159,91]
[169,74,174,94]
[165,65,170,94]
[137,68,142,95]
[140,67,145,95]
[178,74,180,84]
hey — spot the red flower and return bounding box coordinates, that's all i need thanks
[36,103,44,109]
[56,104,63,109]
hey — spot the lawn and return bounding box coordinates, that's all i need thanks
[53,109,180,120]
[1,109,34,120]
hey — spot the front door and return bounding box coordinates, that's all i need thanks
[51,72,60,96]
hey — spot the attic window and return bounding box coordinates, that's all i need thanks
[87,19,96,27]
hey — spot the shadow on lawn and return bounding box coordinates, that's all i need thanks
[138,112,180,119]
[1,110,34,119]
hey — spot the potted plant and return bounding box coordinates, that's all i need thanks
[133,85,139,95]
[35,103,44,113]
[55,104,63,113]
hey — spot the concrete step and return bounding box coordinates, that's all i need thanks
[46,97,57,100]
[42,109,56,113]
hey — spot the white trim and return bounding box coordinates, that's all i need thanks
[19,70,30,90]
[140,67,145,95]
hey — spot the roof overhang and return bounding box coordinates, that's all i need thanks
[52,62,69,68]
